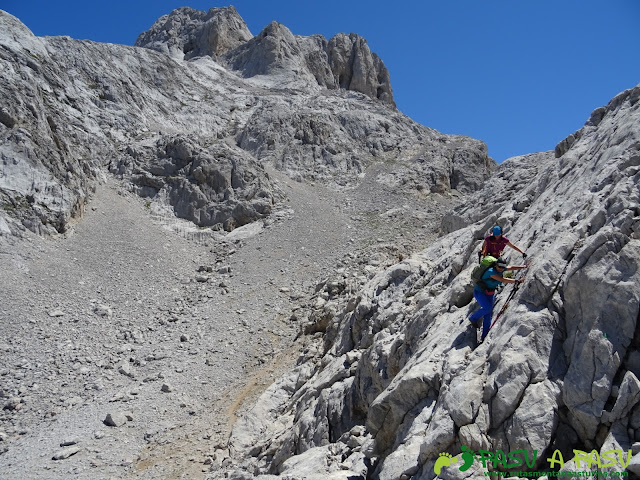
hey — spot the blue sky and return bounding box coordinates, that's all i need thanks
[3,1,639,163]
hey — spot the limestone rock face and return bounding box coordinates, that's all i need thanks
[234,95,491,187]
[327,32,394,106]
[136,6,395,106]
[0,11,106,236]
[225,84,640,478]
[134,6,252,60]
[0,8,492,238]
[226,27,395,105]
[223,20,324,93]
[126,135,281,230]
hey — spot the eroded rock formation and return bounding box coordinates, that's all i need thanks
[222,85,640,479]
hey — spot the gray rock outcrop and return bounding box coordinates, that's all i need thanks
[327,32,394,105]
[0,12,106,236]
[126,135,280,230]
[223,84,640,478]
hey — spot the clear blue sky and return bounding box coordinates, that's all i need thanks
[3,1,639,163]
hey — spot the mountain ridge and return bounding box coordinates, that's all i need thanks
[134,6,395,106]
[0,7,492,240]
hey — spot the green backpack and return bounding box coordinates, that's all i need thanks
[471,256,498,287]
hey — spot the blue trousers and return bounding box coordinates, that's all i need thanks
[470,287,495,340]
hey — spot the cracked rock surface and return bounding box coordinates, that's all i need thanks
[218,85,640,479]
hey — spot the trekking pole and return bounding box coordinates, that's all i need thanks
[489,260,530,330]
[490,282,520,329]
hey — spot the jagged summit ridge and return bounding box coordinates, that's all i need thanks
[135,5,395,105]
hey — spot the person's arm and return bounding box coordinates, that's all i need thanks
[506,264,529,271]
[481,239,488,256]
[490,274,524,284]
[507,241,526,257]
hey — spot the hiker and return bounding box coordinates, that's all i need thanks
[469,257,527,341]
[480,226,527,261]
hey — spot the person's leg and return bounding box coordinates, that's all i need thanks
[469,289,483,324]
[480,295,495,340]
[470,289,492,325]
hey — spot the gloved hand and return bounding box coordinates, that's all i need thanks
[522,252,528,259]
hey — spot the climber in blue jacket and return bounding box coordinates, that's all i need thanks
[469,258,527,341]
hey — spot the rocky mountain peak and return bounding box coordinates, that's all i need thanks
[0,7,490,239]
[135,5,396,106]
[134,5,252,59]
[224,20,303,77]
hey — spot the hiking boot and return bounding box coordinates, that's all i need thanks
[468,318,480,329]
